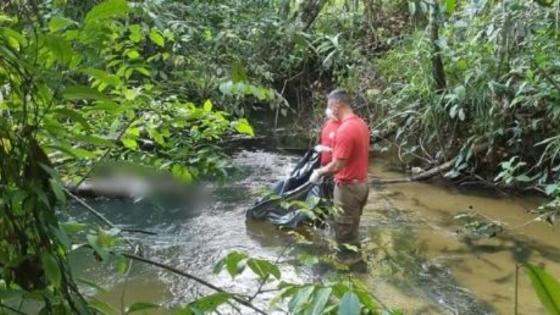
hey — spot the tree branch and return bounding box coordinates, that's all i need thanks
[122,253,269,315]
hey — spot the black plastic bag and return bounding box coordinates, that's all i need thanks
[246,150,332,228]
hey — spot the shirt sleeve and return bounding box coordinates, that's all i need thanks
[333,126,353,160]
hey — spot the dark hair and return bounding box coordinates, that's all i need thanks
[327,89,352,106]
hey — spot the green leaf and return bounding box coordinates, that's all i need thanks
[73,134,115,147]
[0,27,27,50]
[223,251,248,278]
[307,287,332,315]
[0,14,16,24]
[233,118,254,136]
[526,264,560,315]
[49,16,76,32]
[85,0,129,24]
[288,286,315,313]
[44,34,74,65]
[63,85,111,101]
[149,29,165,47]
[82,68,122,88]
[61,221,87,233]
[50,144,96,159]
[41,252,61,288]
[129,24,143,43]
[247,258,281,280]
[49,178,66,204]
[87,234,109,261]
[89,297,119,315]
[203,99,213,112]
[116,255,128,274]
[126,302,160,314]
[446,0,456,14]
[338,292,361,315]
[189,293,230,313]
[171,164,192,182]
[127,50,140,60]
[77,278,107,293]
[351,279,377,311]
[52,227,71,249]
[121,138,138,150]
[454,85,466,101]
[54,108,91,130]
[231,61,247,83]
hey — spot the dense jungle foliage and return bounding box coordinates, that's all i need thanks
[1,0,560,314]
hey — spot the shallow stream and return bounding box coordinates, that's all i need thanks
[68,148,560,314]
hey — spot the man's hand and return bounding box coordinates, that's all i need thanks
[313,145,332,153]
[309,169,322,184]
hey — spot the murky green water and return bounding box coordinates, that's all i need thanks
[67,149,560,314]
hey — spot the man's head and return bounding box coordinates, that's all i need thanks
[326,89,352,121]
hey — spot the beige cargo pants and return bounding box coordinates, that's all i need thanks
[333,182,369,250]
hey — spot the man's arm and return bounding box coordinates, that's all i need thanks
[317,158,347,176]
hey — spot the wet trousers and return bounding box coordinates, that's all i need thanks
[333,181,369,250]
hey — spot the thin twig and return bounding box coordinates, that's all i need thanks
[120,228,157,235]
[65,188,136,249]
[509,209,560,230]
[122,253,269,315]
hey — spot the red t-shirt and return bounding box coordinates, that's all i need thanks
[320,119,341,165]
[332,115,370,183]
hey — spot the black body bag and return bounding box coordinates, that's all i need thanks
[246,150,332,228]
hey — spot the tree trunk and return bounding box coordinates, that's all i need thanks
[299,0,328,32]
[279,0,291,20]
[429,2,446,92]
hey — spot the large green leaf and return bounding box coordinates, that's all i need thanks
[129,24,143,43]
[149,29,165,47]
[231,61,247,83]
[288,286,315,313]
[351,279,378,311]
[247,258,281,280]
[63,85,111,101]
[89,297,119,315]
[526,264,560,315]
[126,302,160,314]
[85,0,129,24]
[338,292,361,315]
[54,108,91,130]
[233,118,254,136]
[44,34,75,65]
[0,27,27,50]
[203,99,213,112]
[446,0,456,14]
[306,287,332,315]
[224,251,248,278]
[180,292,231,314]
[82,68,122,88]
[49,16,76,32]
[41,252,61,288]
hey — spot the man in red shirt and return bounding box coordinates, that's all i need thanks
[318,117,341,165]
[310,89,370,263]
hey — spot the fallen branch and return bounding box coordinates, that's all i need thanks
[370,158,455,184]
[122,253,269,315]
